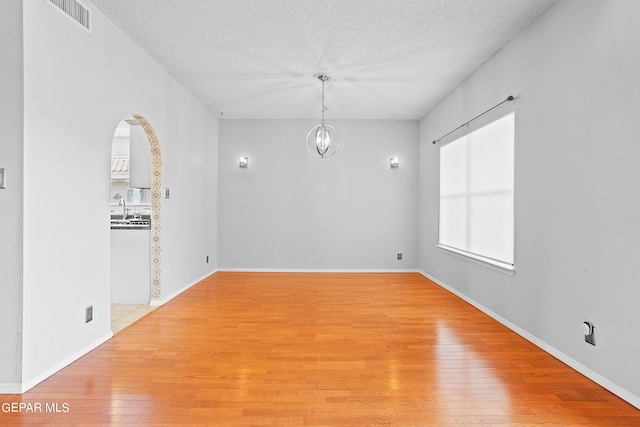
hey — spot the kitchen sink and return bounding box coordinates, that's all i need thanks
[110,219,151,229]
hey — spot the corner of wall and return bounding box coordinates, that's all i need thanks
[0,0,25,388]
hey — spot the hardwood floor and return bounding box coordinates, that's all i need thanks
[3,272,639,426]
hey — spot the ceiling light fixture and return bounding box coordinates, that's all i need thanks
[306,74,340,158]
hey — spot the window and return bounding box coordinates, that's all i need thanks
[438,112,515,271]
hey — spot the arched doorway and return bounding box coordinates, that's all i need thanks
[131,114,163,302]
[109,114,163,332]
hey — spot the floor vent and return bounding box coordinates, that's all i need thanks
[47,0,91,33]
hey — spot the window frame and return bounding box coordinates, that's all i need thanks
[436,110,516,275]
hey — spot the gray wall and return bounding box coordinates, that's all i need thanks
[218,119,419,270]
[0,0,24,389]
[419,0,640,404]
[15,0,218,390]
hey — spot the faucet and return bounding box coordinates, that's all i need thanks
[119,198,127,220]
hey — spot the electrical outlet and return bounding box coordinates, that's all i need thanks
[582,321,595,346]
[85,305,93,323]
[397,253,403,260]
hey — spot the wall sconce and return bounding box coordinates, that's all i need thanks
[239,156,249,168]
[390,157,399,170]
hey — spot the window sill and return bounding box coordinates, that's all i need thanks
[436,244,515,276]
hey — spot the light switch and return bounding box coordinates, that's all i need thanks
[0,168,5,189]
[164,187,170,199]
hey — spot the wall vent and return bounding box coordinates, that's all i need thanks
[47,0,92,33]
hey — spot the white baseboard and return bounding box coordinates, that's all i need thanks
[0,383,22,394]
[4,270,220,394]
[418,270,640,410]
[216,268,420,273]
[12,332,113,394]
[150,269,218,307]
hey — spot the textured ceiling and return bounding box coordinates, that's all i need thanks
[91,0,556,120]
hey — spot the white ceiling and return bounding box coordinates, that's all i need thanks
[91,0,556,120]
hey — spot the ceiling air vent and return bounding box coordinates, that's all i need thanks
[47,0,91,33]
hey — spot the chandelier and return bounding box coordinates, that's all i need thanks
[306,74,340,158]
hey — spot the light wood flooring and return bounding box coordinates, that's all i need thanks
[3,272,639,426]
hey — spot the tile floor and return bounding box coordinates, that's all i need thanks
[111,304,157,334]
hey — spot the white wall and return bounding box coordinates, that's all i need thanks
[419,0,640,406]
[19,0,218,389]
[0,0,24,391]
[218,119,418,270]
[160,102,218,297]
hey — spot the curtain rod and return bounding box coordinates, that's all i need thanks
[432,95,515,144]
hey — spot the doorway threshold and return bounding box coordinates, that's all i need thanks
[111,304,157,334]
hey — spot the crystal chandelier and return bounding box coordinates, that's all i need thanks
[306,74,340,158]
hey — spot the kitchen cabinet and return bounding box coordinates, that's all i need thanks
[111,228,150,304]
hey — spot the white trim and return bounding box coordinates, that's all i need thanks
[5,270,219,393]
[436,244,515,276]
[418,270,640,410]
[149,269,218,306]
[0,383,22,394]
[216,268,420,273]
[12,332,113,394]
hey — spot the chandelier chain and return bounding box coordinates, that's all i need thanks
[321,78,325,124]
[306,73,339,158]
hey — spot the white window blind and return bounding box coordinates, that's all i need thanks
[438,112,515,269]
